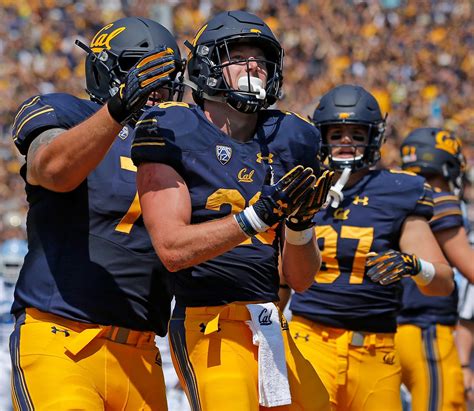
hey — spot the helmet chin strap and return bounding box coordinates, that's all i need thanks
[325,167,352,208]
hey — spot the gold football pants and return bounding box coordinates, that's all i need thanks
[396,323,466,411]
[290,315,402,411]
[169,303,330,411]
[10,308,167,410]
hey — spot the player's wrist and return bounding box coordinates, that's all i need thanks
[284,225,314,246]
[251,198,282,227]
[107,93,128,125]
[234,206,270,237]
[285,217,314,232]
[411,258,435,286]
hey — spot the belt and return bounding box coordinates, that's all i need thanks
[177,302,280,335]
[22,308,156,356]
[102,325,155,346]
[292,315,395,386]
[291,315,395,348]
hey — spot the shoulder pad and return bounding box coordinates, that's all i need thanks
[269,110,321,173]
[430,190,463,232]
[379,170,434,220]
[12,93,97,155]
[131,103,199,174]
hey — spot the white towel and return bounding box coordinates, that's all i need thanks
[246,303,292,407]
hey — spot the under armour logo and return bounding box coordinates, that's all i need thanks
[51,326,70,337]
[353,196,369,206]
[256,153,274,164]
[402,255,413,264]
[258,308,272,326]
[294,332,309,342]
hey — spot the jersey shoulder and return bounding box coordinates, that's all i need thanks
[262,110,321,172]
[374,169,434,219]
[131,102,213,172]
[430,189,463,232]
[12,93,98,155]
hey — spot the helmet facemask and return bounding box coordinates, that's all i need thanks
[187,35,283,114]
[319,120,386,172]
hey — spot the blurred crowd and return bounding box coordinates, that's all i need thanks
[0,0,473,240]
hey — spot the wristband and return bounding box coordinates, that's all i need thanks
[234,206,269,237]
[411,258,436,286]
[285,225,314,246]
[279,284,290,289]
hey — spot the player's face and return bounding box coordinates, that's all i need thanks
[326,124,369,159]
[221,44,268,90]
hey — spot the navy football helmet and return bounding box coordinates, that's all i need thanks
[185,10,283,113]
[400,128,466,192]
[77,17,184,104]
[312,84,386,171]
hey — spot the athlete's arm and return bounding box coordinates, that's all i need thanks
[27,47,176,192]
[281,237,321,292]
[434,226,474,283]
[137,162,248,272]
[399,215,454,296]
[279,170,332,291]
[26,105,121,192]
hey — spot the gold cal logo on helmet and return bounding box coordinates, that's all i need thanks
[434,130,462,156]
[90,23,126,53]
[338,112,353,120]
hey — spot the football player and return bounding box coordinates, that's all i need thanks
[397,127,472,411]
[9,17,183,410]
[131,10,332,411]
[284,85,454,411]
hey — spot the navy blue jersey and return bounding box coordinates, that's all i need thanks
[398,189,461,327]
[290,170,433,333]
[10,93,170,335]
[131,103,321,307]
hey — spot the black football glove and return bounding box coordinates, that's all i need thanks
[107,46,176,124]
[286,170,334,231]
[366,250,422,285]
[253,165,316,227]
